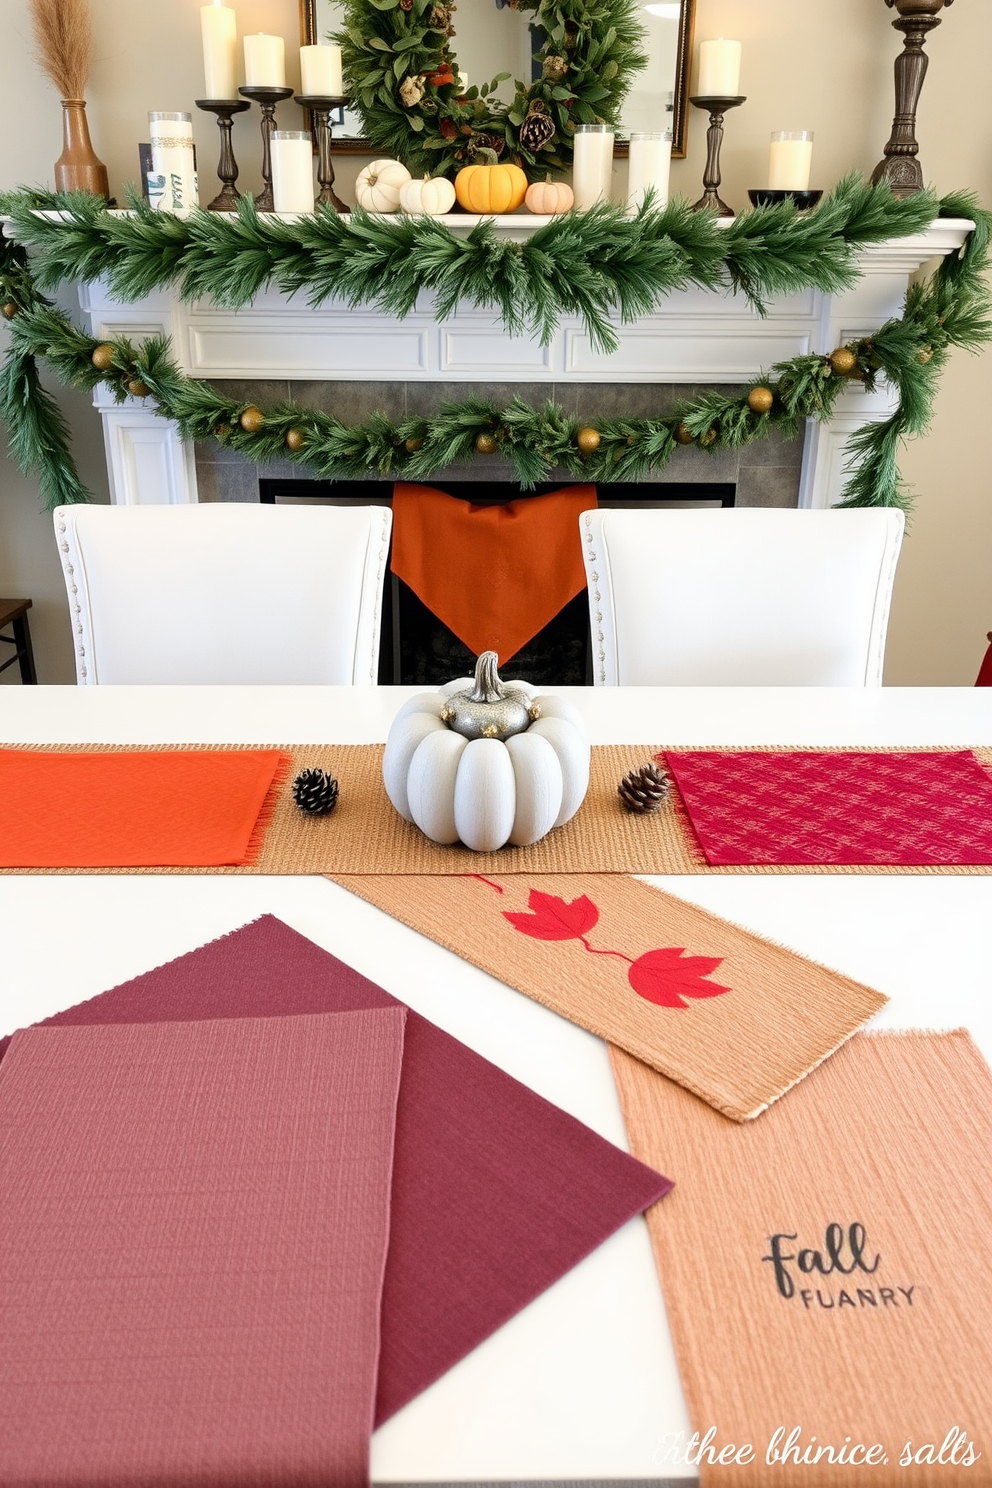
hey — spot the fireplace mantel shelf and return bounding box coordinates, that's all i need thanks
[67,218,973,511]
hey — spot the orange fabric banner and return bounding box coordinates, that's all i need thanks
[390,482,596,663]
[0,748,290,867]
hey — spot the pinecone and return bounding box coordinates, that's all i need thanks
[519,102,556,153]
[542,55,568,82]
[618,762,669,814]
[292,768,339,816]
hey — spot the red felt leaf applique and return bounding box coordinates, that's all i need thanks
[627,947,731,1010]
[503,890,600,941]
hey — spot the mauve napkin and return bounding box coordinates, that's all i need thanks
[0,914,671,1423]
[0,1008,405,1488]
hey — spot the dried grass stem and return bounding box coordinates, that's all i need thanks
[29,0,93,100]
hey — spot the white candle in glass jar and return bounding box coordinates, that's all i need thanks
[626,132,672,213]
[148,112,198,212]
[572,124,614,211]
[768,131,814,190]
[200,3,238,100]
[300,44,343,96]
[271,131,314,213]
[244,33,286,87]
[697,38,742,97]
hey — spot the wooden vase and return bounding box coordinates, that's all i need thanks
[54,99,110,198]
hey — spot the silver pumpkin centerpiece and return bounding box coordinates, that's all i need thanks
[440,651,541,742]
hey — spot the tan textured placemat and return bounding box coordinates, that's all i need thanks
[330,872,888,1121]
[4,743,991,875]
[612,1030,992,1485]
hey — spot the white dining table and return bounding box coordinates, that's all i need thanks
[2,685,991,1485]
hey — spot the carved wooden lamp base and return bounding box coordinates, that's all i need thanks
[871,0,954,197]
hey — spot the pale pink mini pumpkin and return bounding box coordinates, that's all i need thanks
[524,178,575,215]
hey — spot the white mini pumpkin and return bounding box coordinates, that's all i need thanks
[398,175,457,216]
[383,652,590,852]
[355,158,412,213]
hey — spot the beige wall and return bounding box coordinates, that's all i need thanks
[1,0,989,682]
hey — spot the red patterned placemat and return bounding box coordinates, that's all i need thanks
[663,749,992,866]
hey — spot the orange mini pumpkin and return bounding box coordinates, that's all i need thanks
[524,178,574,215]
[454,158,528,215]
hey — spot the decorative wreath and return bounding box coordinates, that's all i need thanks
[334,0,647,180]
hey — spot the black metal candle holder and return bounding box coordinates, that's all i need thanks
[296,95,349,213]
[238,84,294,211]
[195,99,251,211]
[689,95,746,217]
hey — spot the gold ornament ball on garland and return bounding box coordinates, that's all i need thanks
[213,422,232,441]
[829,347,858,377]
[2,301,17,320]
[239,406,265,433]
[126,377,151,399]
[91,343,116,372]
[747,386,774,414]
[404,435,423,453]
[916,346,934,364]
[285,427,306,452]
[674,421,696,446]
[700,428,718,448]
[475,431,498,455]
[576,426,601,455]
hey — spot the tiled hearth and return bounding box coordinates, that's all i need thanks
[193,380,804,507]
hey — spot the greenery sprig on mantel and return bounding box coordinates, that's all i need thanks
[1,178,990,513]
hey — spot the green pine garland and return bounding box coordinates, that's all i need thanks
[1,179,990,512]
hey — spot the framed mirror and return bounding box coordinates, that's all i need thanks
[299,0,695,160]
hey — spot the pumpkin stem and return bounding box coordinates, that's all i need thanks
[473,148,499,167]
[470,650,506,704]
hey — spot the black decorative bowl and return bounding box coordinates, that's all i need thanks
[748,189,823,211]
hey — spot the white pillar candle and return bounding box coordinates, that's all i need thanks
[768,130,814,190]
[148,112,198,212]
[697,38,742,97]
[300,44,343,96]
[244,33,286,87]
[271,130,314,212]
[572,124,614,211]
[626,131,672,213]
[200,3,238,100]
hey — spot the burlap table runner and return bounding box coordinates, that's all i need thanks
[4,743,991,875]
[612,1030,992,1486]
[331,872,887,1121]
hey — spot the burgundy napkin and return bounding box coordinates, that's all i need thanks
[664,748,992,866]
[0,1008,405,1488]
[0,915,671,1424]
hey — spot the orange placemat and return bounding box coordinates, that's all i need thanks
[0,748,290,867]
[331,872,888,1121]
[612,1030,992,1486]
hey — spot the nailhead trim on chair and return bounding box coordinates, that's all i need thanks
[56,511,88,681]
[582,511,607,685]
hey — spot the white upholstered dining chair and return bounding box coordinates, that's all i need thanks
[53,502,392,684]
[579,507,905,686]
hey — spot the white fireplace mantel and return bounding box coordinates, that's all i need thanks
[71,216,974,510]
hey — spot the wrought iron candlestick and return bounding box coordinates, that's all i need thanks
[689,95,746,216]
[238,84,294,211]
[195,99,251,211]
[871,0,955,197]
[296,95,349,213]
